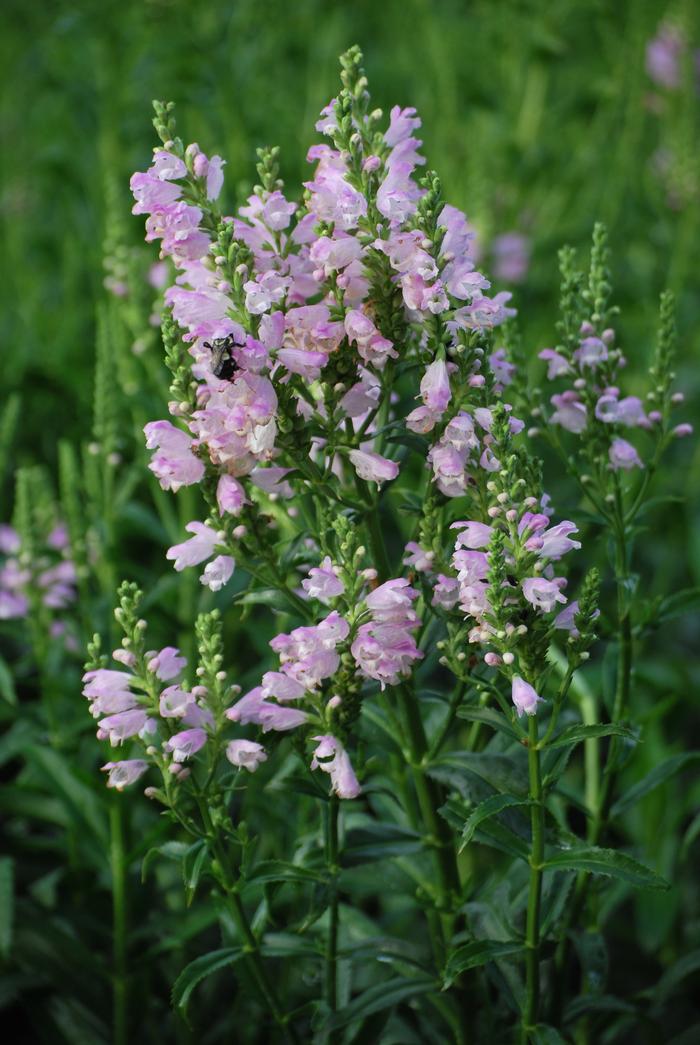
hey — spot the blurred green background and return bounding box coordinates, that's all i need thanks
[3,0,699,458]
[2,3,700,1039]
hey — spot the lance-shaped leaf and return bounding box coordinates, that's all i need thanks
[456,705,522,741]
[547,723,638,749]
[543,847,669,889]
[460,794,531,852]
[171,947,244,1020]
[325,975,437,1031]
[443,940,524,988]
[611,752,700,818]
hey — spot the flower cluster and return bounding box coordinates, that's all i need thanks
[131,51,516,591]
[0,521,77,646]
[83,585,275,794]
[533,227,691,474]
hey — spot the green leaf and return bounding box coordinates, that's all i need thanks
[443,940,524,988]
[460,795,531,851]
[611,752,700,818]
[171,948,244,1019]
[183,841,209,905]
[564,994,635,1022]
[141,841,190,883]
[343,823,424,865]
[543,847,668,889]
[326,975,436,1031]
[244,860,326,885]
[529,1024,568,1044]
[653,947,700,1004]
[261,932,321,958]
[23,745,108,849]
[429,751,528,798]
[456,705,521,741]
[547,723,638,749]
[0,857,14,959]
[0,656,17,705]
[657,587,700,623]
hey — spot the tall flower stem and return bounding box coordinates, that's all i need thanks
[400,682,461,950]
[522,714,544,1043]
[324,795,340,1040]
[109,797,128,1045]
[196,800,300,1043]
[553,501,632,996]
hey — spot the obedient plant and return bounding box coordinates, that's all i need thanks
[82,47,693,1043]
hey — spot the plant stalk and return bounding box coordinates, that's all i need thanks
[522,714,544,1042]
[109,798,128,1045]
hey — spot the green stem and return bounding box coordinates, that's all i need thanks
[365,499,392,581]
[552,502,633,1005]
[400,685,461,941]
[324,795,340,1039]
[196,800,300,1043]
[522,715,544,1043]
[109,798,128,1045]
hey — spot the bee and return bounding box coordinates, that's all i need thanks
[203,335,239,380]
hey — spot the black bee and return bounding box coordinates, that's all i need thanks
[204,335,239,380]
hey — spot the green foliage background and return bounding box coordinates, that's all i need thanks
[1,0,699,1041]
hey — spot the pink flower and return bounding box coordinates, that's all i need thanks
[609,438,642,470]
[550,392,587,433]
[159,685,194,718]
[148,646,187,681]
[512,676,544,717]
[348,449,399,484]
[539,349,570,379]
[451,520,493,550]
[226,740,268,772]
[302,557,345,604]
[538,522,581,560]
[311,735,361,799]
[522,577,567,613]
[101,760,149,790]
[420,359,451,414]
[166,522,219,571]
[432,574,460,609]
[217,475,248,515]
[143,421,205,492]
[98,709,150,745]
[165,728,208,762]
[200,554,235,591]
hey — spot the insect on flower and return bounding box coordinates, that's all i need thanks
[203,335,239,380]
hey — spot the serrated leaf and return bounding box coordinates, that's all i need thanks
[429,751,528,797]
[0,858,14,959]
[443,940,524,987]
[547,723,638,749]
[171,947,244,1019]
[326,975,436,1031]
[653,947,700,1004]
[564,993,635,1022]
[543,847,668,889]
[460,795,531,851]
[610,752,700,818]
